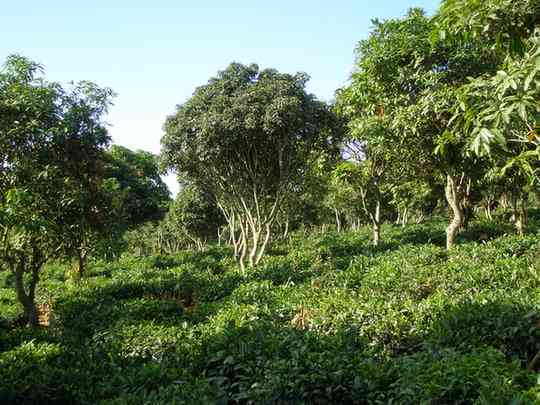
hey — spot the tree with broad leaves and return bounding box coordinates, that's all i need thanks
[338,8,500,249]
[0,54,114,325]
[54,81,117,278]
[439,2,540,234]
[161,63,341,273]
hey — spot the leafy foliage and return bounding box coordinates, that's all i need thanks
[104,145,171,226]
[1,218,539,403]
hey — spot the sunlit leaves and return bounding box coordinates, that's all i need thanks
[454,31,540,184]
[162,63,340,222]
[437,0,540,55]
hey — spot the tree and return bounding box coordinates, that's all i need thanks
[104,145,171,227]
[330,156,390,244]
[336,10,439,246]
[55,82,116,278]
[162,63,341,272]
[439,0,540,235]
[389,179,435,226]
[0,55,114,324]
[338,8,499,249]
[165,183,225,250]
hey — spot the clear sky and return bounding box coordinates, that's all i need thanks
[1,0,440,195]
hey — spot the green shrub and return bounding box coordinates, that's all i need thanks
[1,218,539,403]
[0,341,73,403]
[391,348,535,404]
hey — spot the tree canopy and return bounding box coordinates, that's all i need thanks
[162,62,342,271]
[0,55,115,324]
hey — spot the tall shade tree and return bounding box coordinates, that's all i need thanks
[162,63,341,272]
[452,39,540,234]
[88,146,172,260]
[0,55,62,326]
[56,82,116,278]
[336,10,439,246]
[438,0,540,234]
[338,9,499,249]
[0,55,114,324]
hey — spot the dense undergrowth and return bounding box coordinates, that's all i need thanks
[1,217,540,404]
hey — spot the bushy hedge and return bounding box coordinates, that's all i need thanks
[0,218,539,403]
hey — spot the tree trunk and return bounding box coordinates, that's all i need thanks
[237,218,248,275]
[14,264,40,327]
[334,208,341,232]
[283,220,289,239]
[401,208,408,227]
[485,202,492,220]
[230,216,240,258]
[459,177,473,231]
[255,223,271,266]
[445,175,464,249]
[372,199,381,246]
[77,249,87,280]
[500,192,508,211]
[248,225,260,268]
[372,222,380,246]
[511,192,518,223]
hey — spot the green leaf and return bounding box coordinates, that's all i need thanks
[523,68,537,91]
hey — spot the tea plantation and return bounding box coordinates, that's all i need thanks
[1,219,540,404]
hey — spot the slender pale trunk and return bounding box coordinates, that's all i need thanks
[255,223,272,266]
[230,214,241,258]
[248,225,260,268]
[511,192,518,223]
[334,208,341,232]
[445,175,464,249]
[401,208,408,227]
[485,203,492,220]
[372,199,381,246]
[237,219,248,275]
[500,192,508,211]
[283,219,289,239]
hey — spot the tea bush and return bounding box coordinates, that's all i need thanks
[0,218,539,403]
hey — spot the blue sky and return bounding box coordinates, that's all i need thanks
[1,0,439,195]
